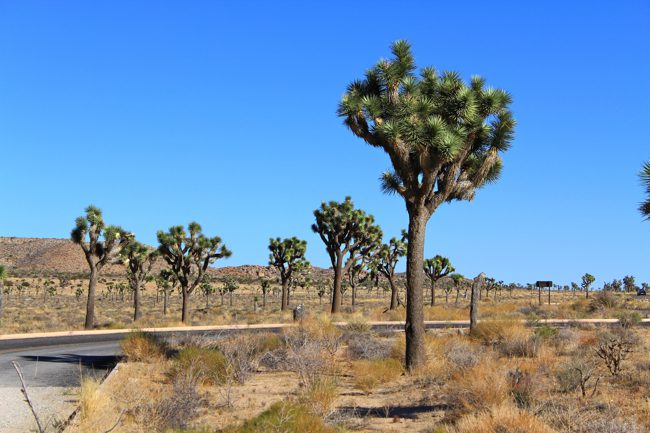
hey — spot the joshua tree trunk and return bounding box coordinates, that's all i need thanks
[351,283,357,308]
[405,206,427,371]
[262,290,267,308]
[430,280,436,306]
[181,287,190,323]
[229,291,233,306]
[133,280,141,321]
[455,287,460,305]
[388,277,398,310]
[163,288,169,315]
[538,285,542,306]
[470,280,479,332]
[331,253,343,314]
[281,280,289,311]
[84,266,98,329]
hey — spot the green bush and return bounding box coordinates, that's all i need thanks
[171,346,228,385]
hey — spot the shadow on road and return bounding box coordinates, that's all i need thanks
[18,354,119,370]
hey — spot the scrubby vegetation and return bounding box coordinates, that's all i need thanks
[63,314,650,432]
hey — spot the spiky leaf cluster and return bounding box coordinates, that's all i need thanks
[639,161,650,218]
[157,222,231,294]
[268,237,310,284]
[373,231,407,278]
[312,197,383,271]
[423,255,455,282]
[120,239,158,287]
[70,205,129,268]
[338,41,515,213]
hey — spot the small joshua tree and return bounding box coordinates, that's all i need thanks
[423,255,454,306]
[224,276,239,307]
[157,222,231,323]
[623,275,636,293]
[312,197,382,313]
[200,278,216,309]
[120,239,157,321]
[268,237,309,311]
[259,278,271,308]
[155,269,177,315]
[373,232,407,310]
[581,273,595,299]
[450,274,464,305]
[71,205,129,329]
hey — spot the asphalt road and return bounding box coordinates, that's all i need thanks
[0,341,120,387]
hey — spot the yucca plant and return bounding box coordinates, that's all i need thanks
[338,41,515,369]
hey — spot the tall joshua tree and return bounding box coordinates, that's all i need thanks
[120,239,157,321]
[423,255,454,306]
[374,232,407,310]
[581,273,595,299]
[312,197,383,313]
[71,205,128,329]
[157,222,231,323]
[0,265,7,323]
[338,41,515,369]
[268,237,309,311]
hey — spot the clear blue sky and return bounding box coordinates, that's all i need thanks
[1,1,649,287]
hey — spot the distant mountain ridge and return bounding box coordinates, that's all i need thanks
[0,236,332,280]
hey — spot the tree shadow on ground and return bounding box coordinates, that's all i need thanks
[335,403,448,419]
[18,354,118,370]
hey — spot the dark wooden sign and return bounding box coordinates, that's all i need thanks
[535,281,553,288]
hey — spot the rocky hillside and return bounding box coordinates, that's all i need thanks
[0,237,332,280]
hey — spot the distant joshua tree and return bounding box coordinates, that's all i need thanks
[268,237,309,311]
[581,273,595,299]
[623,275,637,293]
[0,264,7,322]
[450,274,465,305]
[120,239,157,321]
[312,197,382,313]
[155,269,177,315]
[423,255,454,306]
[259,278,271,308]
[338,41,516,369]
[157,222,231,323]
[373,232,407,310]
[71,205,129,329]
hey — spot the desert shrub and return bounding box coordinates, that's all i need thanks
[218,334,266,384]
[346,333,392,360]
[553,328,580,354]
[498,332,540,358]
[281,323,340,384]
[351,358,403,393]
[451,403,554,433]
[508,367,537,408]
[616,311,642,329]
[446,359,509,415]
[556,357,598,396]
[588,290,618,312]
[594,329,638,376]
[469,320,522,345]
[222,401,336,433]
[299,378,338,418]
[535,324,558,339]
[342,318,371,336]
[444,340,483,369]
[120,331,166,362]
[539,399,642,433]
[153,375,202,430]
[170,346,228,385]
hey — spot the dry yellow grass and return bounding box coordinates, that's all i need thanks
[351,358,403,393]
[451,403,555,433]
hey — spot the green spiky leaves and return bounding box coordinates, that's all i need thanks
[268,237,310,282]
[639,161,650,220]
[338,41,516,212]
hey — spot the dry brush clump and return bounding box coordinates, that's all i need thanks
[450,403,554,433]
[120,331,167,362]
[351,358,403,393]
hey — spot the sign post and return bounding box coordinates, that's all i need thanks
[535,281,553,306]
